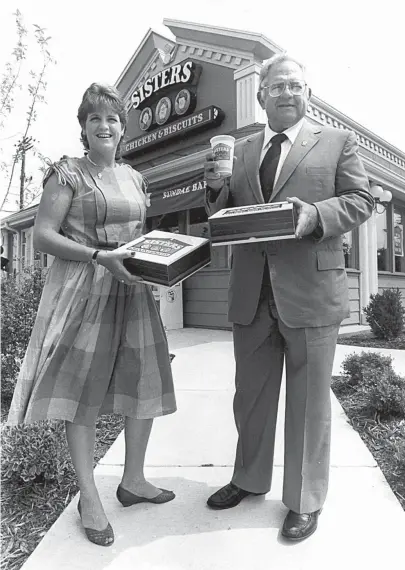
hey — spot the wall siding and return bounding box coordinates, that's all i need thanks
[184,268,362,329]
[341,271,361,326]
[378,273,405,300]
[184,268,231,329]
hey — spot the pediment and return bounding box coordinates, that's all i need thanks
[116,30,178,101]
[116,21,277,109]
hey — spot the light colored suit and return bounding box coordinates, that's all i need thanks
[205,119,373,512]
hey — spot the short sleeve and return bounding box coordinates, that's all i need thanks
[42,157,81,193]
[124,164,148,193]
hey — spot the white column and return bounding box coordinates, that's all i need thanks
[234,63,267,129]
[367,211,379,295]
[358,220,369,323]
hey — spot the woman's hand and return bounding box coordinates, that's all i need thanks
[97,250,143,285]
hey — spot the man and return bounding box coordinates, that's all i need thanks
[204,53,373,540]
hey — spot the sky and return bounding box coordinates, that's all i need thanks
[0,0,404,216]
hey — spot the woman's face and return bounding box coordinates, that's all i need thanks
[84,104,124,155]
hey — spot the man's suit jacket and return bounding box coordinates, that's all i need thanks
[205,120,374,328]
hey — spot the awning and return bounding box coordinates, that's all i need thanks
[146,170,206,217]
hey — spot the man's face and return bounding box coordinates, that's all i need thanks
[259,61,310,132]
[159,104,167,120]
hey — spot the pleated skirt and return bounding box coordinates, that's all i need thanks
[7,258,176,426]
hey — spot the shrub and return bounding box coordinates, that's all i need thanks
[363,288,405,340]
[360,371,405,418]
[1,266,46,406]
[340,351,405,418]
[394,437,405,472]
[1,420,72,485]
[342,351,394,387]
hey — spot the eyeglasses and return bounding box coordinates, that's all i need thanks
[261,80,307,98]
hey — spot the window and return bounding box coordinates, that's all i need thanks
[188,207,209,239]
[34,250,48,268]
[343,230,358,269]
[376,209,389,271]
[21,229,33,269]
[394,206,405,273]
[21,232,27,268]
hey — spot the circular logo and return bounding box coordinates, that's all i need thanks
[174,89,191,116]
[139,107,152,131]
[155,97,172,125]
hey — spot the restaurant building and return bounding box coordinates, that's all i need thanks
[2,19,405,330]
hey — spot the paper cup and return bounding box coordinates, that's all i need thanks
[210,135,235,177]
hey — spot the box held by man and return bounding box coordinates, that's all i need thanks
[208,201,297,246]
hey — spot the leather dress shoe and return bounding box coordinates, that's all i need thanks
[207,482,262,509]
[281,509,321,541]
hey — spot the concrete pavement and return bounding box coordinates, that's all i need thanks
[20,327,405,570]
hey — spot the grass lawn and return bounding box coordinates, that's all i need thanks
[338,330,405,350]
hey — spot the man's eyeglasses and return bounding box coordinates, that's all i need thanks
[261,80,307,98]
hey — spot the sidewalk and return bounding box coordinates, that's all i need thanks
[20,328,405,570]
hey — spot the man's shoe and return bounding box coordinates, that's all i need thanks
[281,509,321,541]
[207,482,261,509]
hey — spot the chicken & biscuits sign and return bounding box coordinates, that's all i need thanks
[123,106,223,156]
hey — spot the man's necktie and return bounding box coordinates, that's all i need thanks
[259,133,288,203]
[259,132,287,297]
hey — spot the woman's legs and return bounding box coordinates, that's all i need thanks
[65,421,108,531]
[120,417,163,498]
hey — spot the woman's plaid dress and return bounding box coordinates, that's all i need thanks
[7,157,176,426]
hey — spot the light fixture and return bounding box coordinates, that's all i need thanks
[370,184,392,213]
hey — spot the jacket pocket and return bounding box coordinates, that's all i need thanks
[306,166,334,176]
[317,250,345,270]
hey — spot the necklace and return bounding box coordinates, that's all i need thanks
[86,155,114,179]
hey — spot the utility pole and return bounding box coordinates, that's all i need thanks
[16,135,34,210]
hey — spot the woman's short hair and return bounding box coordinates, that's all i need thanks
[77,82,127,159]
[258,53,306,90]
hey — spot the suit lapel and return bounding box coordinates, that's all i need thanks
[271,121,322,201]
[243,131,265,204]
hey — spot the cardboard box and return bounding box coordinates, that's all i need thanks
[208,201,297,246]
[116,230,211,287]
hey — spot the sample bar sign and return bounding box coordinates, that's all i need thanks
[146,171,207,217]
[123,106,224,157]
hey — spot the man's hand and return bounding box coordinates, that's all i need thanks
[204,151,230,191]
[286,197,320,239]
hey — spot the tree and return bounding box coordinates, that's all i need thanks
[0,10,28,130]
[0,10,28,180]
[0,12,55,213]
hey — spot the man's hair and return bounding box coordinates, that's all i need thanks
[258,53,307,90]
[77,82,127,159]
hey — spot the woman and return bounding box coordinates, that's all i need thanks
[7,83,177,546]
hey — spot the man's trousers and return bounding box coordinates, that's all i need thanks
[231,287,340,513]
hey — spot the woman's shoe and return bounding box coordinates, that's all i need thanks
[77,501,114,547]
[116,485,175,507]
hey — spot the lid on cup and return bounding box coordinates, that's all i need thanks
[210,135,235,147]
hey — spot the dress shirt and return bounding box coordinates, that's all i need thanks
[259,118,305,187]
[260,118,323,238]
